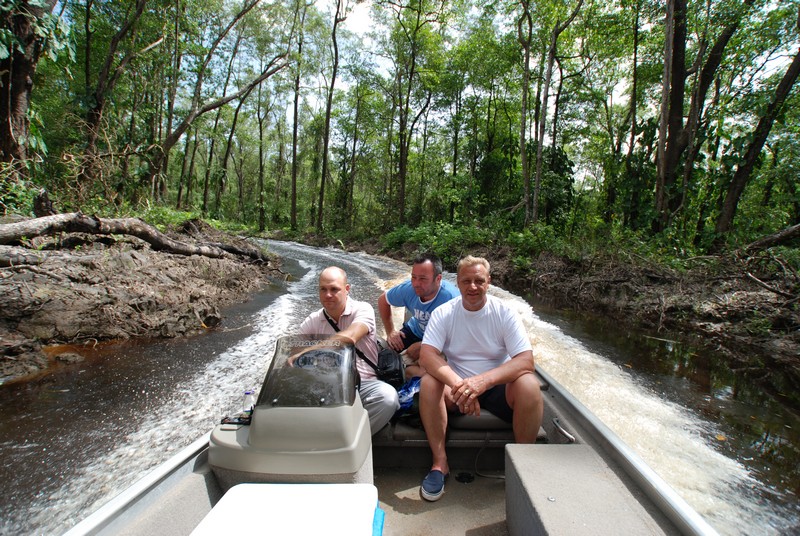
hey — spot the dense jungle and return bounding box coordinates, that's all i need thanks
[1,1,798,407]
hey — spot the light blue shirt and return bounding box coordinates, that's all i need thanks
[385,279,459,339]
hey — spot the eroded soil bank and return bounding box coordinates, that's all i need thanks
[0,219,282,384]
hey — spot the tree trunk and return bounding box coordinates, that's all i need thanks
[654,0,689,232]
[624,1,640,229]
[222,88,252,219]
[518,0,533,227]
[187,128,200,207]
[387,0,444,226]
[714,45,800,244]
[215,34,246,216]
[164,0,186,197]
[654,0,676,233]
[203,32,242,216]
[348,89,362,222]
[0,213,271,262]
[449,82,462,225]
[745,223,800,252]
[532,0,583,225]
[256,79,270,232]
[80,0,152,188]
[318,0,346,233]
[290,2,308,231]
[275,121,286,224]
[144,0,288,190]
[0,0,59,176]
[679,0,755,223]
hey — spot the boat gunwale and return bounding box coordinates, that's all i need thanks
[64,369,719,536]
[63,432,212,536]
[537,367,719,536]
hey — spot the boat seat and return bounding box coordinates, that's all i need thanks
[371,373,549,470]
[506,444,674,536]
[450,411,516,430]
[372,409,547,471]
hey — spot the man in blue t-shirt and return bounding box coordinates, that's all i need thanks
[378,253,459,378]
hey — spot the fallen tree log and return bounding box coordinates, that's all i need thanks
[745,223,800,252]
[0,212,270,263]
[0,246,47,267]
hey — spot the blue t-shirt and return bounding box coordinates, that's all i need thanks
[385,279,459,339]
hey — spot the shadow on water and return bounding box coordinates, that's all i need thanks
[526,295,800,506]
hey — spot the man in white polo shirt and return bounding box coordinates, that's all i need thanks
[298,266,399,434]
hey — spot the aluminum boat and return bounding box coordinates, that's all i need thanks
[64,335,719,536]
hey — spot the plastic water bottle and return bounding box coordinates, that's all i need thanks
[242,390,256,416]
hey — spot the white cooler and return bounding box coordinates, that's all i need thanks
[191,483,384,536]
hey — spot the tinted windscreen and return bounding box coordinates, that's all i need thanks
[256,335,358,407]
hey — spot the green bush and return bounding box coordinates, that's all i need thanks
[141,205,201,231]
[381,222,495,268]
[0,176,39,217]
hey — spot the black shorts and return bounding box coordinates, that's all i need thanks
[398,324,422,351]
[477,384,513,423]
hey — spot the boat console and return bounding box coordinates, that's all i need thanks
[209,335,373,490]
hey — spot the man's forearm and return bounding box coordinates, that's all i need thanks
[420,344,459,386]
[489,351,534,385]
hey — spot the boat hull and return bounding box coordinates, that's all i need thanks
[64,369,718,536]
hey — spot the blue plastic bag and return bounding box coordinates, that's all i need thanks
[396,376,421,414]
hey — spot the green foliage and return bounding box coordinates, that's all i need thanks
[773,247,800,275]
[0,1,74,62]
[141,206,202,231]
[206,217,258,236]
[0,171,38,216]
[381,222,495,268]
[507,225,561,257]
[6,0,797,265]
[744,311,773,337]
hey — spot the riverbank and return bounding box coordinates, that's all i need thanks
[0,218,282,384]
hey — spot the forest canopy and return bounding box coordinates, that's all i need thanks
[1,0,799,256]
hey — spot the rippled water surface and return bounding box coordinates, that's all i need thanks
[0,241,797,535]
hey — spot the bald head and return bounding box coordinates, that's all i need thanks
[320,266,348,285]
[318,266,350,319]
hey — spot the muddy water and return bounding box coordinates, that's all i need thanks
[0,240,797,535]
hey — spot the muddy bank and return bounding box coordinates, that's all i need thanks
[0,218,282,384]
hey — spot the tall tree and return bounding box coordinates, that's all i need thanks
[517,0,534,226]
[623,0,641,229]
[378,0,445,224]
[255,63,275,231]
[290,0,310,230]
[202,32,243,216]
[317,0,351,232]
[0,0,64,179]
[714,38,800,243]
[79,0,160,191]
[654,0,756,232]
[532,0,583,225]
[144,0,290,190]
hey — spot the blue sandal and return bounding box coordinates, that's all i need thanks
[420,469,448,501]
